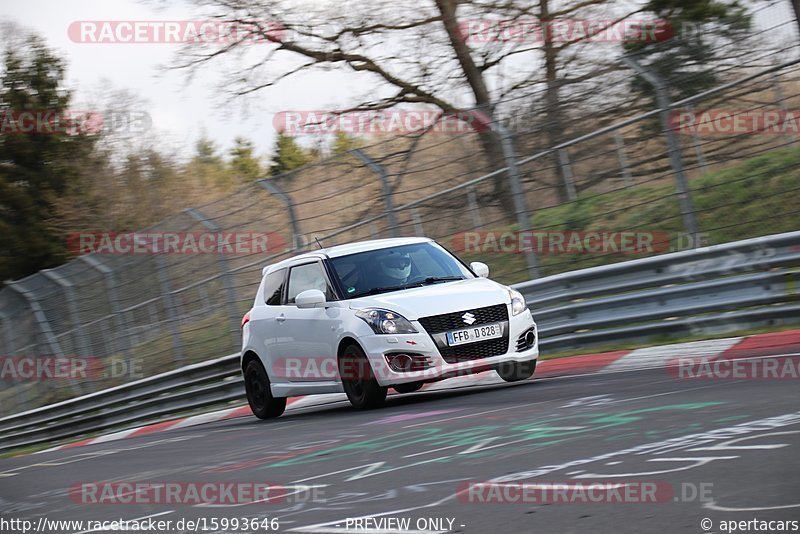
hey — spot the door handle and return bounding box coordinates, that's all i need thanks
[276,314,286,323]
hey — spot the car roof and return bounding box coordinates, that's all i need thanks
[262,237,433,275]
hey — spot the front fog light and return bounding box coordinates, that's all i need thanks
[509,288,527,316]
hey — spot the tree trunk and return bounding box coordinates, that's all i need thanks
[436,0,517,216]
[541,0,570,204]
[476,129,512,211]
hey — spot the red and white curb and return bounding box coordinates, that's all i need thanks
[37,330,800,454]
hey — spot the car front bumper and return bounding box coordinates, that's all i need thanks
[359,308,539,387]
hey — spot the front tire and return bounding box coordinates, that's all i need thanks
[496,359,536,382]
[339,344,387,409]
[244,360,286,419]
[393,381,424,394]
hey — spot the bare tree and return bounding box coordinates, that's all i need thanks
[172,0,647,213]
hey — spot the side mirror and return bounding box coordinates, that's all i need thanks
[296,289,326,309]
[470,261,490,278]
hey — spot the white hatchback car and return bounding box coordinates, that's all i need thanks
[240,237,538,418]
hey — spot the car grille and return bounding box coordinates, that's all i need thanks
[418,304,508,333]
[437,337,510,364]
[418,304,509,364]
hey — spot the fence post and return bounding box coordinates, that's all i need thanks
[771,67,796,145]
[613,131,634,187]
[492,121,540,278]
[0,307,31,409]
[411,208,425,237]
[256,179,303,250]
[6,281,66,359]
[351,149,399,237]
[557,149,578,201]
[623,54,700,247]
[40,269,91,357]
[466,186,483,227]
[0,308,13,354]
[6,280,81,396]
[79,255,131,359]
[154,254,185,364]
[685,104,708,171]
[0,302,16,356]
[185,208,242,349]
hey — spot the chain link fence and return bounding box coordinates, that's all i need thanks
[1,2,799,416]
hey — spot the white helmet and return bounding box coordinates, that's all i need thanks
[378,250,412,282]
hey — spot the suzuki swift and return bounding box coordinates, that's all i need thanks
[240,237,538,418]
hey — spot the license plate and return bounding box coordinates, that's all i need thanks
[446,322,503,346]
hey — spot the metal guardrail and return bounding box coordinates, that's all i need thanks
[521,231,800,350]
[1,231,799,453]
[0,354,242,453]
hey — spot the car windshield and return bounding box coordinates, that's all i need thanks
[329,242,474,298]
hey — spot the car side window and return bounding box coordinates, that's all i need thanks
[287,262,332,304]
[332,260,360,296]
[263,268,286,305]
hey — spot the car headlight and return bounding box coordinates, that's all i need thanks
[355,308,418,334]
[509,288,527,316]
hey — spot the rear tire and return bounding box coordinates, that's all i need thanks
[244,359,286,419]
[496,359,537,382]
[393,381,424,394]
[339,344,387,409]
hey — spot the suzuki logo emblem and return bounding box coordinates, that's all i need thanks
[462,312,476,325]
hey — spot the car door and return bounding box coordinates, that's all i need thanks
[274,261,341,383]
[249,268,289,379]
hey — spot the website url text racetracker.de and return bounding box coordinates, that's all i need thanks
[1,517,280,534]
[69,482,324,505]
[451,230,699,255]
[0,356,142,381]
[457,481,713,504]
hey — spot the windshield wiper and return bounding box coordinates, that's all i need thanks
[357,284,411,297]
[418,276,464,285]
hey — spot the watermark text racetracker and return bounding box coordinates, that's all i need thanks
[0,110,150,136]
[0,356,142,381]
[268,354,544,383]
[70,481,324,505]
[68,231,286,255]
[459,18,683,43]
[670,109,800,136]
[451,230,708,255]
[457,480,713,504]
[670,355,800,380]
[68,20,284,44]
[274,109,490,136]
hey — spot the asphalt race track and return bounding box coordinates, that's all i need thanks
[2,356,799,534]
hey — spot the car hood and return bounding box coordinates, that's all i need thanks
[347,277,510,320]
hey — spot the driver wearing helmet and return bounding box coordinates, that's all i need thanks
[375,250,413,286]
